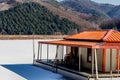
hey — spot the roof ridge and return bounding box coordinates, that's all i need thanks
[102,29,115,41]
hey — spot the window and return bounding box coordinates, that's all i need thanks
[87,48,92,63]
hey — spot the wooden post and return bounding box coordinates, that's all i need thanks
[110,49,112,75]
[118,50,120,74]
[37,43,40,60]
[47,44,49,62]
[92,49,94,75]
[95,49,99,80]
[79,47,81,72]
[40,44,42,60]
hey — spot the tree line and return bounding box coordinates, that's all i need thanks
[100,19,120,31]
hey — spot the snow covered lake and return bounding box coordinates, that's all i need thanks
[0,40,71,80]
[0,39,60,64]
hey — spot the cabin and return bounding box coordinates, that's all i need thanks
[34,29,120,80]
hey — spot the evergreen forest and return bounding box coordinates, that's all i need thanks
[0,2,81,35]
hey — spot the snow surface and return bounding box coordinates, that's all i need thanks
[0,39,59,64]
[0,39,60,80]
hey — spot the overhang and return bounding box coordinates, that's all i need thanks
[39,40,97,48]
[39,40,120,49]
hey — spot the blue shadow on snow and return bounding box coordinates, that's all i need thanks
[2,64,73,80]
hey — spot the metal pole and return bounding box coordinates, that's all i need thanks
[95,49,99,80]
[92,49,94,75]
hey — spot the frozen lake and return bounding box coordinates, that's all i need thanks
[0,40,34,64]
[0,39,61,64]
[0,39,71,80]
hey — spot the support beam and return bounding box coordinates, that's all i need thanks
[55,45,59,60]
[37,43,40,60]
[54,45,59,72]
[110,49,112,75]
[33,37,35,63]
[40,44,42,60]
[95,49,99,80]
[92,49,94,75]
[47,44,49,62]
[62,46,64,61]
[79,48,81,72]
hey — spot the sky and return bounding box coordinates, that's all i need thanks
[56,0,120,5]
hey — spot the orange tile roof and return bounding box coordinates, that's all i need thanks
[103,30,120,42]
[65,30,107,41]
[39,29,120,49]
[65,29,120,42]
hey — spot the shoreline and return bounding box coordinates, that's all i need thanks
[0,35,66,40]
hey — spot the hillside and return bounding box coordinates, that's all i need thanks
[99,4,115,13]
[15,0,99,30]
[1,0,120,34]
[107,5,120,18]
[0,0,17,11]
[60,0,110,19]
[0,2,81,35]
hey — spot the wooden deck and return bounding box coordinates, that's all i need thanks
[34,59,120,79]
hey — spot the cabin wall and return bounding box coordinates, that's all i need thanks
[81,48,91,69]
[81,48,103,71]
[97,49,103,71]
[65,47,105,72]
[105,49,116,72]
